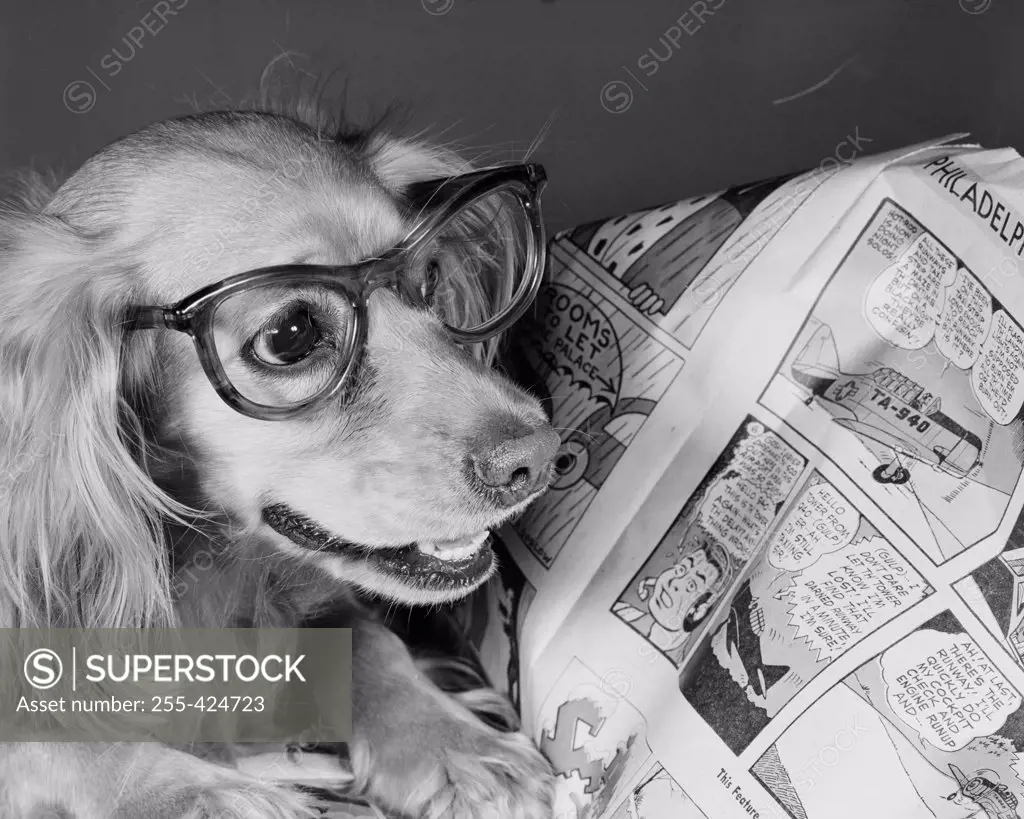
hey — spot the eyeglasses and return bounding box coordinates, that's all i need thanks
[126,163,548,421]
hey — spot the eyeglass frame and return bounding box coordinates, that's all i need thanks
[125,162,548,422]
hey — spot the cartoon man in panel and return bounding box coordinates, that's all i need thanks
[613,534,732,665]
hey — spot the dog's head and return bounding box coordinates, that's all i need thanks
[0,111,558,625]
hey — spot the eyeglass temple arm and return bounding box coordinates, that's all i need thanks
[125,306,183,331]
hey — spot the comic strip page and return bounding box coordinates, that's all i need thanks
[751,610,1024,819]
[611,416,808,669]
[554,169,831,349]
[682,470,933,754]
[760,198,1024,564]
[475,140,1024,819]
[506,260,685,568]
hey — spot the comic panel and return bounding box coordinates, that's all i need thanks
[536,658,654,819]
[751,610,1024,819]
[505,262,685,567]
[761,197,1024,564]
[457,531,537,711]
[555,169,827,348]
[607,763,709,819]
[954,508,1024,675]
[611,416,808,668]
[682,471,932,754]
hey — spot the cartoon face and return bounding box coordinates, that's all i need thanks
[648,548,722,632]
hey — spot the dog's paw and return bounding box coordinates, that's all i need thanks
[356,706,554,819]
[417,726,554,819]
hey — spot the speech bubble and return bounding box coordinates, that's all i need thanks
[526,283,623,407]
[696,424,805,560]
[865,233,958,350]
[970,308,1024,425]
[786,537,929,663]
[698,475,776,560]
[768,482,861,572]
[865,205,920,262]
[934,266,993,370]
[881,629,1021,751]
[729,422,805,503]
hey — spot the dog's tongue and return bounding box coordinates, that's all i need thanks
[414,531,490,563]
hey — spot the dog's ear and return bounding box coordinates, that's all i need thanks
[0,206,180,628]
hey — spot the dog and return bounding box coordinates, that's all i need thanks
[0,105,560,818]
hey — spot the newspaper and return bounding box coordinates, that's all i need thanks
[475,134,1024,819]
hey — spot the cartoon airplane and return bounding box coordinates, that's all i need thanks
[946,764,1020,819]
[791,324,982,486]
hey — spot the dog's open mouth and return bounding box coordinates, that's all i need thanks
[262,504,495,592]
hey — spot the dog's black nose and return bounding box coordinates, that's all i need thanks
[470,419,560,506]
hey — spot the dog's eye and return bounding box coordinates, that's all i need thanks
[252,307,323,366]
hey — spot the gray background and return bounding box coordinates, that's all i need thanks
[2,0,1019,233]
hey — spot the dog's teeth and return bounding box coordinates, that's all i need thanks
[415,531,489,562]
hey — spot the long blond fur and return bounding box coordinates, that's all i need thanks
[0,188,183,629]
